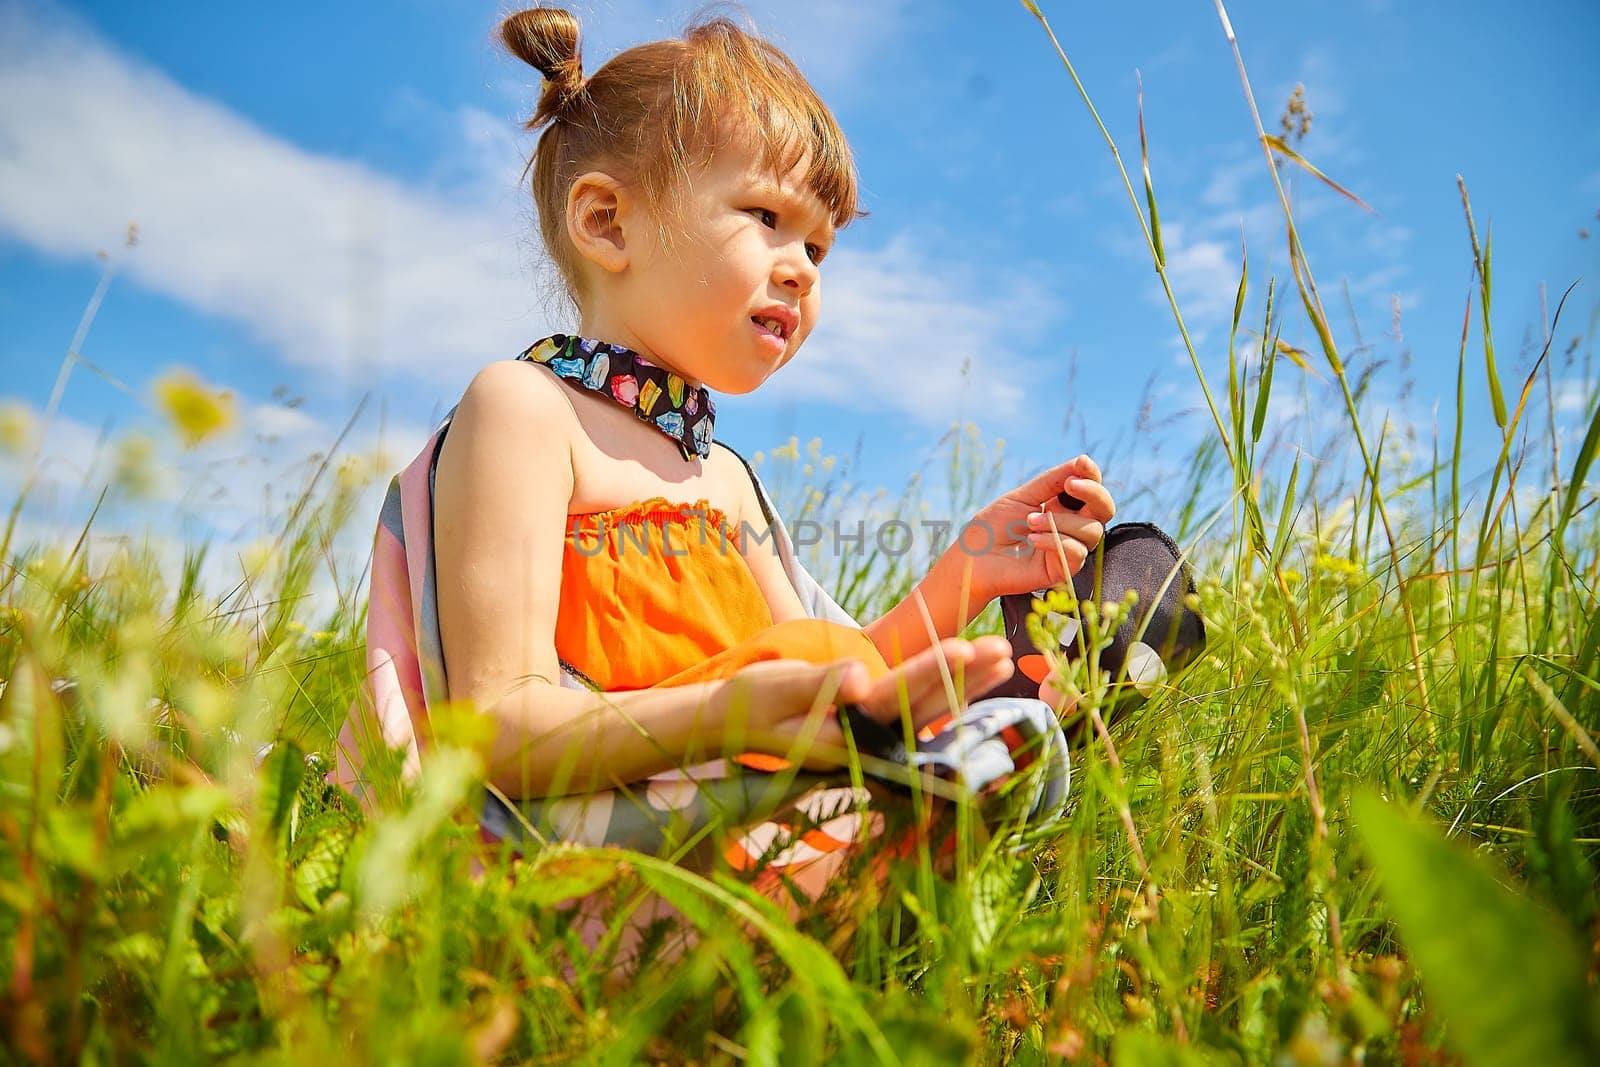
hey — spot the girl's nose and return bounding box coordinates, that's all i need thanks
[775,244,819,296]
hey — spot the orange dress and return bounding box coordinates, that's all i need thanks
[548,495,902,897]
[555,495,890,691]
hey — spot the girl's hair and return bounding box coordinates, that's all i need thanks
[498,7,860,306]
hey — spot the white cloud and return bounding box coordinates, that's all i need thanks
[774,232,1041,424]
[1556,377,1596,416]
[0,1,1018,430]
[0,4,549,392]
[1202,154,1264,210]
[250,402,321,443]
[1159,222,1244,337]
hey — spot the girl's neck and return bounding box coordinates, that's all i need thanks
[576,310,700,388]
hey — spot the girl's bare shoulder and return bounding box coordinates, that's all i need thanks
[456,358,579,433]
[437,359,578,514]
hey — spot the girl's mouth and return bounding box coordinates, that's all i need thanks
[751,315,789,341]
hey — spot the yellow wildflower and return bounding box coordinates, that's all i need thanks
[0,401,34,454]
[1313,553,1361,579]
[153,369,236,447]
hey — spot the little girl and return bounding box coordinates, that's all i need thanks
[334,7,1114,908]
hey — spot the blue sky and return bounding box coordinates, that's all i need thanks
[2,0,1597,560]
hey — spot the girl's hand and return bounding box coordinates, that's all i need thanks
[964,454,1115,600]
[714,637,1015,770]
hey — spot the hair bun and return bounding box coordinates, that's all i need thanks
[500,7,583,123]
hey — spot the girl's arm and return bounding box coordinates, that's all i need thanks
[469,671,776,796]
[863,457,1116,666]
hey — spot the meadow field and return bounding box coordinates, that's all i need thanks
[3,3,1598,1063]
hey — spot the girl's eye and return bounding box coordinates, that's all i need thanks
[747,206,826,264]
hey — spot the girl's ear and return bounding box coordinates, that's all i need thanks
[566,172,630,274]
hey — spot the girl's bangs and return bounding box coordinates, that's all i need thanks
[748,93,860,229]
[675,34,860,228]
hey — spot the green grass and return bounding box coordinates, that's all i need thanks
[3,5,1600,1063]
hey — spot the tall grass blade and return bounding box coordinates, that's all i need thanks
[1288,231,1343,377]
[1470,288,1570,568]
[1458,176,1507,427]
[1230,239,1248,350]
[1253,340,1278,442]
[1451,292,1469,575]
[1243,494,1269,560]
[1228,260,1247,465]
[1270,453,1299,564]
[1558,387,1600,541]
[1353,794,1600,1067]
[1271,337,1311,374]
[1137,73,1164,270]
[1524,670,1600,774]
[644,856,899,1061]
[1262,134,1373,211]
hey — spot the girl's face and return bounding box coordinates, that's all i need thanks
[593,140,836,395]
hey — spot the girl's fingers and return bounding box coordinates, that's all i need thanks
[1011,456,1090,507]
[1028,512,1105,546]
[903,648,1014,727]
[900,639,1008,714]
[825,658,872,704]
[1009,456,1107,520]
[1054,477,1114,523]
[787,658,871,705]
[869,640,972,718]
[945,641,1015,702]
[865,637,1014,729]
[1029,532,1089,585]
[746,647,1016,770]
[1029,484,1114,534]
[725,658,870,732]
[781,638,1015,768]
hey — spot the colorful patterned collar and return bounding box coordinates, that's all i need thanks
[518,334,716,462]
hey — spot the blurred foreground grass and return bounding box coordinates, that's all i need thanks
[4,4,1600,1063]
